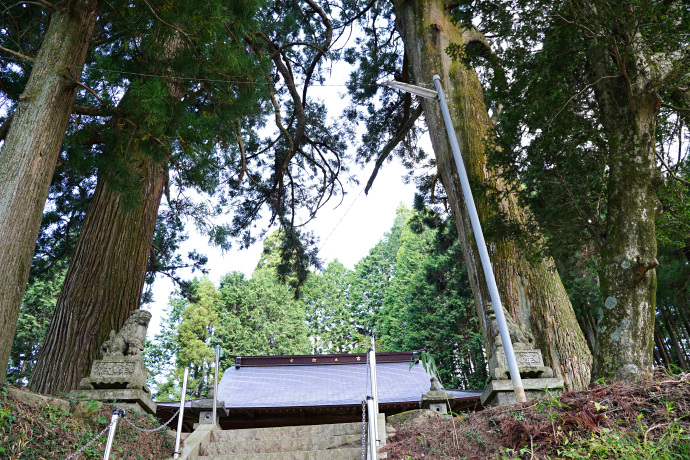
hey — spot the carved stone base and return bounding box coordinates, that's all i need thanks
[480,377,564,407]
[78,356,150,394]
[70,388,157,414]
[191,399,228,425]
[420,380,454,415]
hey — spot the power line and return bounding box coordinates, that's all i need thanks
[319,186,365,252]
[1,54,389,88]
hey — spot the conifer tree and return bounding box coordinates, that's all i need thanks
[0,0,99,383]
[345,0,593,389]
[459,0,690,380]
[29,0,269,393]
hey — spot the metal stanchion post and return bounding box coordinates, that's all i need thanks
[102,408,125,460]
[173,367,189,459]
[366,396,377,460]
[212,345,219,425]
[384,78,526,403]
[369,335,379,446]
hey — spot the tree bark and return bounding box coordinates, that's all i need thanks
[392,0,592,390]
[0,0,98,383]
[584,8,662,381]
[29,29,185,394]
[29,155,166,394]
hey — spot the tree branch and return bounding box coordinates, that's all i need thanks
[656,151,690,186]
[365,104,423,195]
[73,105,111,117]
[301,0,332,106]
[0,113,14,142]
[0,45,34,62]
[549,75,617,127]
[461,26,493,56]
[660,103,690,114]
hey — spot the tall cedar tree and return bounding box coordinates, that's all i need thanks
[460,0,690,380]
[0,0,98,383]
[345,0,592,389]
[28,0,269,393]
[26,0,351,391]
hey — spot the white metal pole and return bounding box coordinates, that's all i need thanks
[366,396,377,460]
[173,367,189,458]
[102,408,124,460]
[212,345,219,425]
[369,335,380,445]
[431,75,526,403]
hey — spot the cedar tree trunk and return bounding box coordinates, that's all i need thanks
[0,0,98,383]
[392,0,593,390]
[29,154,166,394]
[29,30,184,394]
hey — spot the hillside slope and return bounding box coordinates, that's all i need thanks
[385,372,690,459]
[0,386,174,459]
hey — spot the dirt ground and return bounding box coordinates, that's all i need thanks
[384,371,690,459]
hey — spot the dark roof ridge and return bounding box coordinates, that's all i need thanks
[234,351,416,368]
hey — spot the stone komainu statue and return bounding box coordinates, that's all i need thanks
[484,302,555,380]
[100,310,152,357]
[484,302,535,352]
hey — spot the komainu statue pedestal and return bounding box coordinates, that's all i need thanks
[420,376,454,414]
[70,310,156,414]
[191,388,227,426]
[481,303,564,406]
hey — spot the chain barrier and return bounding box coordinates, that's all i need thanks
[122,407,181,433]
[63,375,199,459]
[64,420,114,460]
[361,398,367,460]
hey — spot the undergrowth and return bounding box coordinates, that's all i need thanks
[0,385,174,459]
[385,371,690,459]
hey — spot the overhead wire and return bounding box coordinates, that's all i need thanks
[318,185,365,253]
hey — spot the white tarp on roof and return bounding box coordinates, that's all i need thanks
[216,361,435,408]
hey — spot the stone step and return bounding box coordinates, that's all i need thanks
[201,434,360,455]
[194,447,362,460]
[210,422,362,443]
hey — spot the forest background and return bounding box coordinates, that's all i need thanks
[1,0,689,398]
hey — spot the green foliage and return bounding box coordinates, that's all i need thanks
[147,268,311,399]
[6,267,66,386]
[302,260,366,354]
[255,228,321,297]
[348,204,412,335]
[377,204,487,389]
[216,269,311,366]
[0,389,173,459]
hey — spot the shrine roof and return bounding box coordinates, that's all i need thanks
[212,351,481,409]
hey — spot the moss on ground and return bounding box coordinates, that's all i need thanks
[0,385,174,459]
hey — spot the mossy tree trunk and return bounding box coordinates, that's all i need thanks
[584,12,663,380]
[392,0,593,390]
[0,0,98,383]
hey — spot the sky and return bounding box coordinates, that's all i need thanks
[144,52,428,336]
[146,150,420,336]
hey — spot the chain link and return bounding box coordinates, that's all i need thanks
[361,398,367,460]
[64,421,113,460]
[62,366,207,459]
[122,407,181,433]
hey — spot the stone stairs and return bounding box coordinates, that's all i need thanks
[192,422,365,460]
